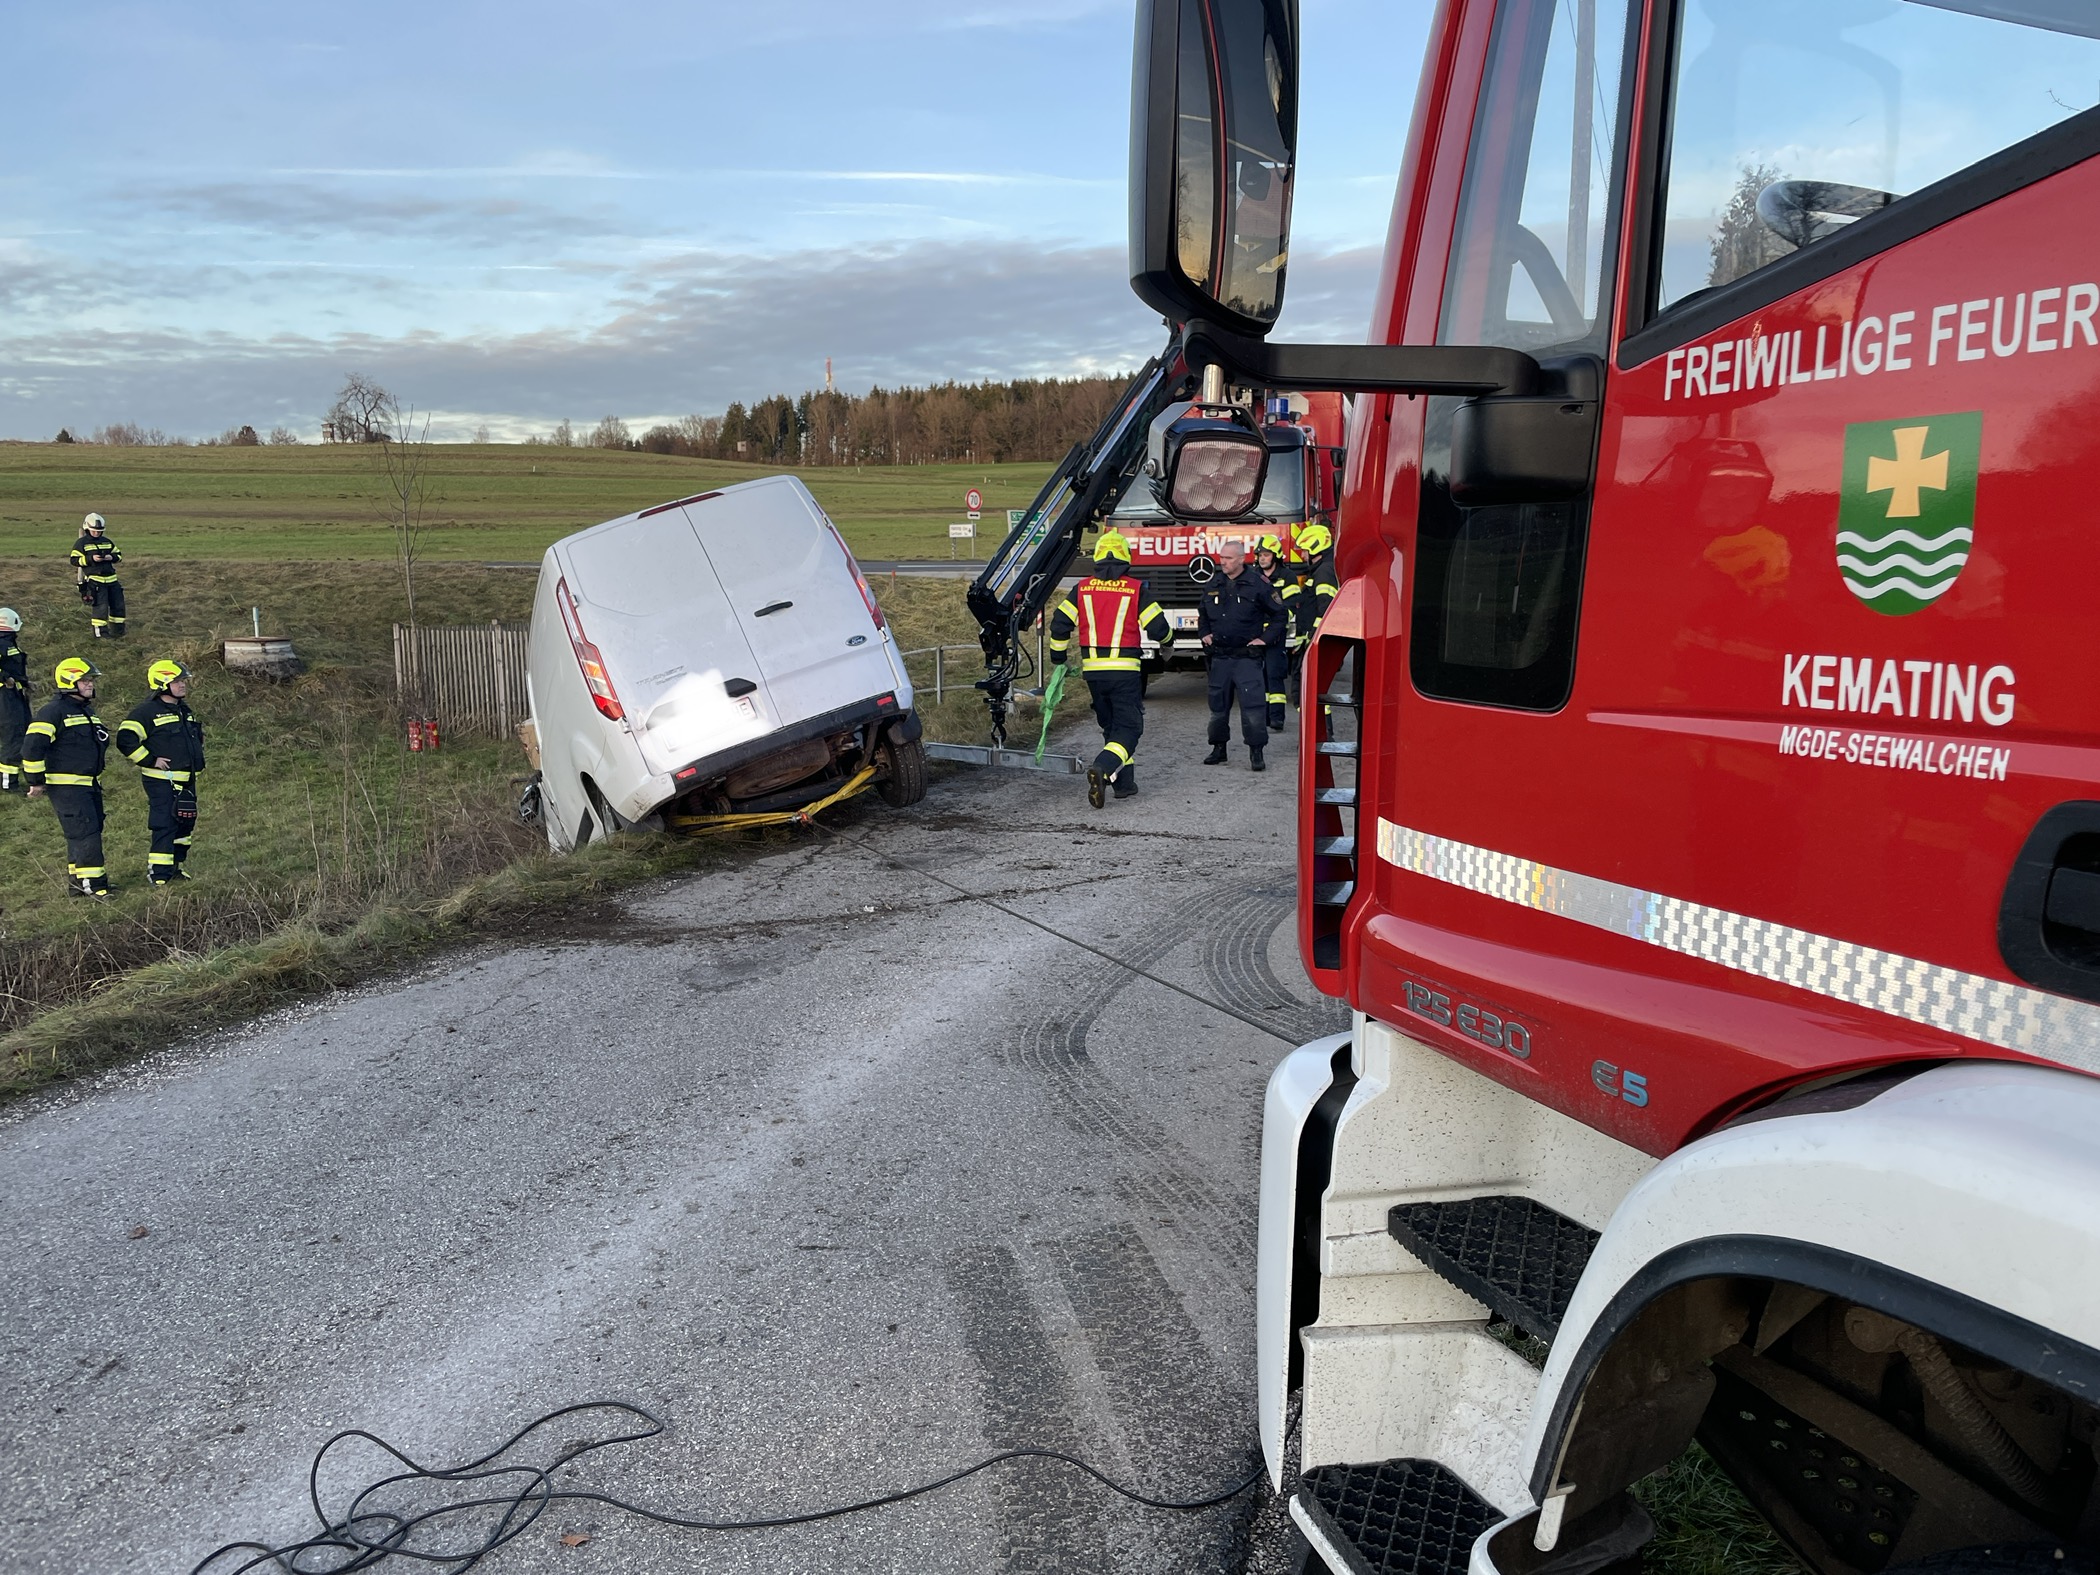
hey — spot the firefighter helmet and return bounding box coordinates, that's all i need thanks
[148,659,192,691]
[83,512,106,532]
[1296,523,1333,556]
[1257,533,1283,556]
[0,606,20,631]
[55,657,98,691]
[1093,530,1133,564]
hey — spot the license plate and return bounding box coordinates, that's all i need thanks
[1170,609,1200,630]
[734,695,757,719]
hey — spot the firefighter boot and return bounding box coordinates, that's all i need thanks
[1086,768,1106,809]
[1203,744,1227,765]
[0,767,17,794]
[1113,765,1138,799]
[1250,747,1266,773]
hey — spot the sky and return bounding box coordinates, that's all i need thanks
[0,0,1434,442]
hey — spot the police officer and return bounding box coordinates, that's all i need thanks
[1199,539,1286,771]
[0,608,27,794]
[1294,522,1339,645]
[119,659,206,884]
[22,658,112,897]
[1254,534,1300,731]
[72,511,126,638]
[1048,531,1172,808]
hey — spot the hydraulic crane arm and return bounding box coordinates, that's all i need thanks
[965,339,1190,744]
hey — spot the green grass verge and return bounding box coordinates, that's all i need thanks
[0,442,1052,563]
[1637,1444,1804,1575]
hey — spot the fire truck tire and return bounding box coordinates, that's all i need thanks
[876,733,927,807]
[1888,1548,2096,1575]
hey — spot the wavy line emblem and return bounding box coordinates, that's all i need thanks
[1837,412,1982,616]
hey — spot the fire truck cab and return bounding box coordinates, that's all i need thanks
[1127,2,2100,1572]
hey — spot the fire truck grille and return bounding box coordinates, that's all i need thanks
[1387,1194,1600,1342]
[1132,566,1210,605]
[1298,1458,1497,1575]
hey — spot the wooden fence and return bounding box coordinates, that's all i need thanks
[392,621,531,737]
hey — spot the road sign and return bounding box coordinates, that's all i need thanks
[965,487,984,512]
[949,521,976,538]
[1008,509,1026,529]
[967,510,981,522]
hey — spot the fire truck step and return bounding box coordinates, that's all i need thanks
[1312,834,1357,857]
[1386,1195,1600,1341]
[1314,786,1358,806]
[1318,740,1360,757]
[1296,1458,1499,1575]
[1311,881,1357,907]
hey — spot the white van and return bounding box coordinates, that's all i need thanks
[525,476,926,851]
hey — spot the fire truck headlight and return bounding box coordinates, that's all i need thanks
[1164,418,1270,521]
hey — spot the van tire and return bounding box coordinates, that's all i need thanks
[877,734,927,807]
[583,777,628,835]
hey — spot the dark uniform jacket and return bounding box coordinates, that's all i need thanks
[72,532,122,581]
[22,693,109,787]
[1296,550,1339,642]
[119,694,207,777]
[0,631,25,696]
[1197,565,1287,656]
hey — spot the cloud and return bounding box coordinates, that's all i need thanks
[111,180,641,249]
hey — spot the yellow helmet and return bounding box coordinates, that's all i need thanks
[1093,530,1132,564]
[1296,523,1333,556]
[148,659,192,691]
[55,657,98,691]
[1257,533,1282,556]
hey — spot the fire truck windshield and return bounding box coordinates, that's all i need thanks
[1110,441,1306,523]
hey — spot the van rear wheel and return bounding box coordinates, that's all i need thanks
[877,734,927,807]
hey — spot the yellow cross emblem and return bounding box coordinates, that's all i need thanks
[1865,425,1950,519]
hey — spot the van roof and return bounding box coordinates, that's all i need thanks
[553,473,810,552]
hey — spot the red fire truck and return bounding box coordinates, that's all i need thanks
[1126,2,2100,1573]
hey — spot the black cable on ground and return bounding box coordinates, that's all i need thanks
[189,1401,1263,1574]
[818,823,1302,1046]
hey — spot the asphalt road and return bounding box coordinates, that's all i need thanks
[0,675,1344,1574]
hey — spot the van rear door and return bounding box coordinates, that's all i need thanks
[685,478,894,724]
[559,508,769,779]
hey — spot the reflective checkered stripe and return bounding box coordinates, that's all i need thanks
[1376,819,2100,1077]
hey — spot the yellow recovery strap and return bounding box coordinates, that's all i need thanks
[661,764,878,837]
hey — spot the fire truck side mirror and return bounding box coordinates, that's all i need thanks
[1446,355,1603,508]
[1129,0,1300,337]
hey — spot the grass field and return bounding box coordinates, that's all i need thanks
[0,441,1053,564]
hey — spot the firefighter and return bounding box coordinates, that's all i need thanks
[71,512,126,638]
[0,608,27,794]
[119,659,206,884]
[22,657,112,897]
[1254,534,1300,731]
[1048,531,1172,809]
[1199,539,1287,771]
[1294,522,1339,645]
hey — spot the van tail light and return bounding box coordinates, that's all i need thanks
[826,524,886,631]
[555,577,625,722]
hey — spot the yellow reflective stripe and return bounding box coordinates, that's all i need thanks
[1138,602,1165,624]
[62,714,95,726]
[1054,599,1079,622]
[27,720,56,738]
[73,866,106,877]
[149,853,176,866]
[1102,742,1133,764]
[1267,692,1288,703]
[1080,656,1141,671]
[141,768,194,781]
[45,773,96,786]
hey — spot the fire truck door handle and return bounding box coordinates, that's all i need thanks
[1998,802,2100,1004]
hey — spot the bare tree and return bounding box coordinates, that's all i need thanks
[372,401,438,636]
[267,426,302,445]
[328,373,396,443]
[471,423,492,444]
[590,415,632,449]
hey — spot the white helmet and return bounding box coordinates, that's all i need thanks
[83,511,106,531]
[0,607,20,631]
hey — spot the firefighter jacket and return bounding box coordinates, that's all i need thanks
[72,532,122,582]
[1048,575,1172,673]
[1197,565,1286,657]
[1296,550,1339,642]
[0,631,25,696]
[119,693,206,779]
[22,693,108,787]
[1266,568,1306,646]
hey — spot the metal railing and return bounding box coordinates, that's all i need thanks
[897,628,1046,704]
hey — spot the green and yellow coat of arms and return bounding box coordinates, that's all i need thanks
[1836,412,1982,616]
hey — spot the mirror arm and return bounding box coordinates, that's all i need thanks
[1180,319,1540,398]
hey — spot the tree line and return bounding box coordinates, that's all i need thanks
[529,374,1137,466]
